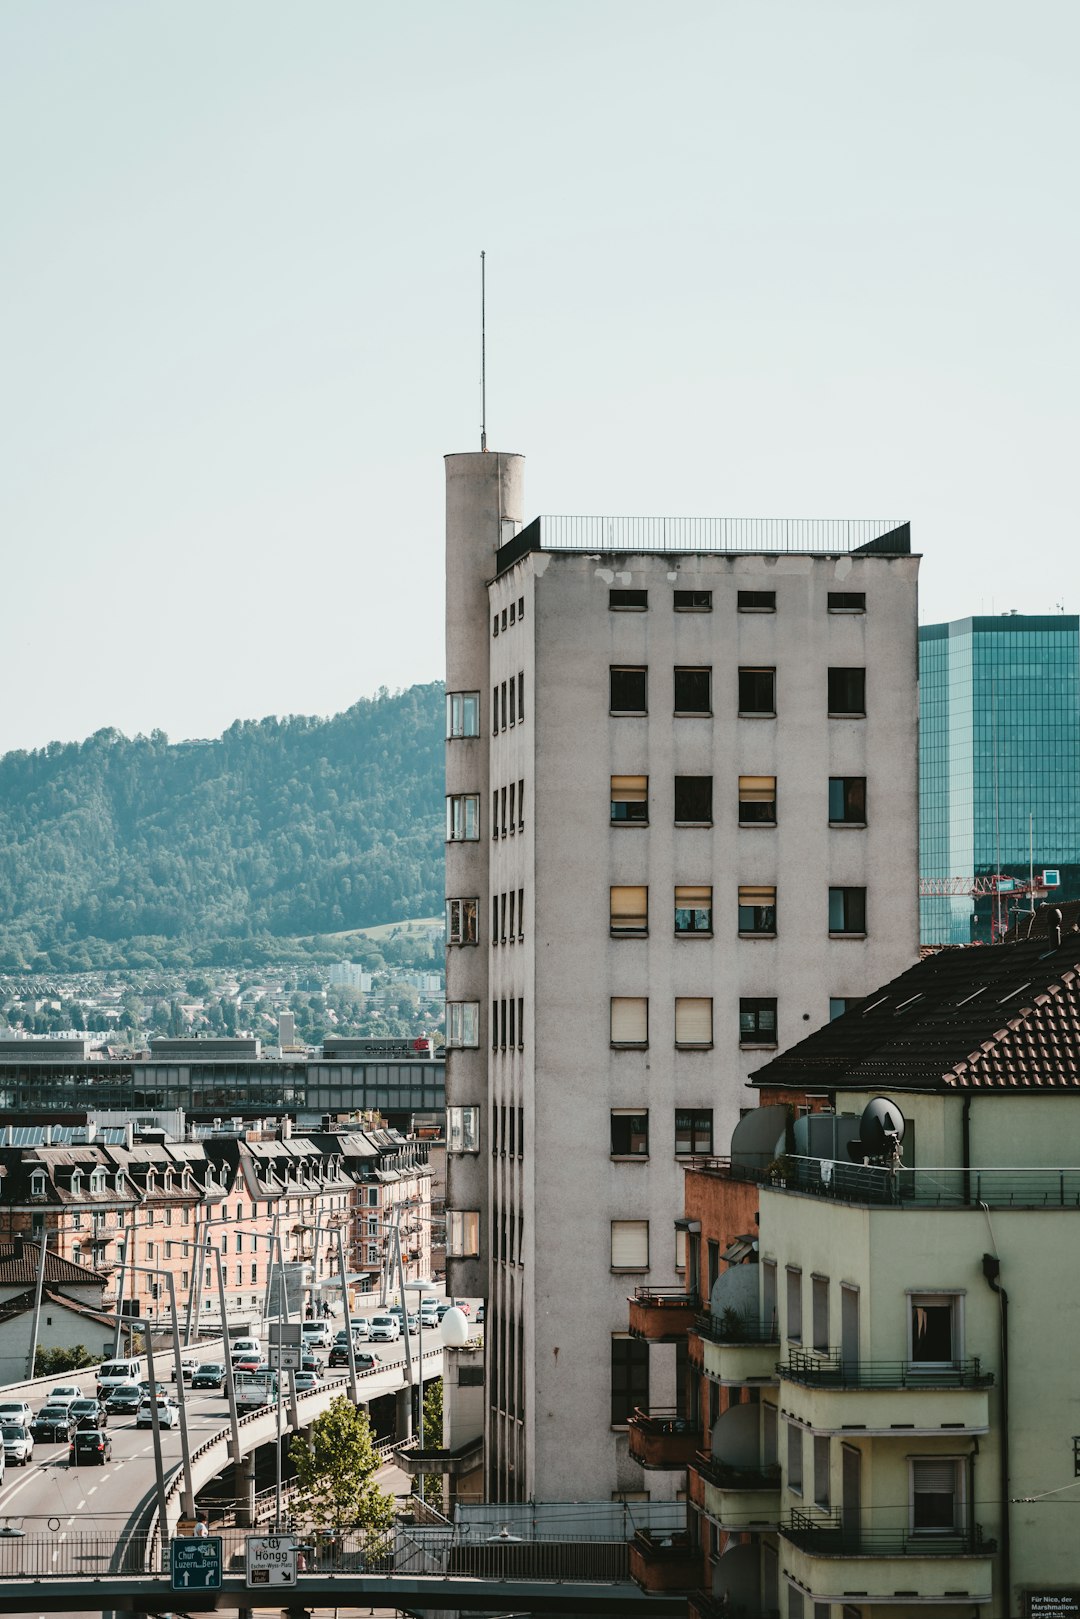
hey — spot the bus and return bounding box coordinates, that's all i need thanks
[233,1370,279,1412]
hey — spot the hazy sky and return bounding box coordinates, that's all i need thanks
[3,1,1077,753]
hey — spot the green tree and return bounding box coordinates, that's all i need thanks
[288,1396,396,1546]
[34,1344,104,1376]
[420,1376,444,1512]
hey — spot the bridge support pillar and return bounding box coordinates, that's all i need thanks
[238,1449,256,1528]
[396,1382,413,1441]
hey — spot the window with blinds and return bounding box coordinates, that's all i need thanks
[611,998,648,1047]
[611,775,648,824]
[611,1220,649,1270]
[611,886,649,934]
[739,774,777,824]
[674,997,713,1046]
[674,885,712,934]
[739,884,777,935]
[911,1459,960,1530]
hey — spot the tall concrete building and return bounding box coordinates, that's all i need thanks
[919,613,1080,945]
[443,450,921,1502]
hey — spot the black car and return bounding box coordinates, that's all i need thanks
[191,1362,225,1391]
[31,1406,76,1443]
[69,1428,111,1466]
[105,1384,143,1416]
[328,1346,377,1371]
[69,1398,108,1430]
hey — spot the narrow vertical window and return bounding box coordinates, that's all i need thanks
[518,671,525,721]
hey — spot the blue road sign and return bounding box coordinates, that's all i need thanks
[171,1536,223,1590]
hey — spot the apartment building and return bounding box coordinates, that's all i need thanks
[628,918,1080,1619]
[443,450,922,1501]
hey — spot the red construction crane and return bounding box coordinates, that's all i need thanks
[919,871,1060,942]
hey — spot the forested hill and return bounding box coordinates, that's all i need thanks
[0,684,445,971]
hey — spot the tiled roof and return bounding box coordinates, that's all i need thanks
[0,1243,105,1286]
[752,933,1080,1093]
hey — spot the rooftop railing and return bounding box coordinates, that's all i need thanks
[496,515,910,572]
[779,1511,996,1558]
[781,1349,993,1389]
[696,1155,1080,1211]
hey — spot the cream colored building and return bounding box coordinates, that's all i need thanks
[443,450,921,1502]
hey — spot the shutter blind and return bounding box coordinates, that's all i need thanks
[675,885,712,905]
[610,886,649,928]
[611,1221,649,1268]
[739,885,777,905]
[611,998,648,1044]
[739,775,776,801]
[675,997,713,1044]
[913,1460,956,1493]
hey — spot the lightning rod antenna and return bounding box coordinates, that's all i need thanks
[480,250,487,452]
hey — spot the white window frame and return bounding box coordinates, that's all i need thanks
[446,690,481,739]
[446,793,480,842]
[30,1171,46,1198]
[445,1001,480,1049]
[447,897,479,946]
[446,1210,480,1258]
[447,1105,480,1154]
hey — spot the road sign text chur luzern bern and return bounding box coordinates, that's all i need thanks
[170,1537,223,1590]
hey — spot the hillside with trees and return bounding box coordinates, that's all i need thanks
[0,684,445,971]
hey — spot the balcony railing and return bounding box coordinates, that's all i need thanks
[690,1596,779,1619]
[690,1154,1080,1211]
[694,1312,779,1346]
[779,1511,996,1557]
[629,1529,700,1593]
[692,1451,780,1492]
[781,1349,993,1389]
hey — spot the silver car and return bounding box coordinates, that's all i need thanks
[1,1424,33,1467]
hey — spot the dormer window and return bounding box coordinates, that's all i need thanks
[114,1172,125,1195]
[30,1171,46,1199]
[70,1171,82,1196]
[146,1170,156,1194]
[90,1169,105,1194]
[163,1169,173,1193]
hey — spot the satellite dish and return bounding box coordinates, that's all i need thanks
[847,1096,906,1163]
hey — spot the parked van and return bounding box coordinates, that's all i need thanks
[301,1321,331,1349]
[96,1359,142,1395]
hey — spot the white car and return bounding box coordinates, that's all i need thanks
[230,1338,261,1357]
[349,1317,371,1342]
[0,1402,33,1427]
[48,1385,82,1407]
[369,1315,400,1342]
[136,1398,181,1430]
[171,1356,199,1382]
[301,1322,331,1349]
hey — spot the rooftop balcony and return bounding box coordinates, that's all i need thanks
[628,1529,699,1593]
[627,1407,702,1471]
[779,1349,992,1435]
[696,1154,1080,1211]
[779,1511,996,1605]
[691,1312,780,1386]
[629,1286,699,1343]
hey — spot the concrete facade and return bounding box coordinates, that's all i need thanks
[443,458,921,1502]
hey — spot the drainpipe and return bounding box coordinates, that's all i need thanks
[962,1096,972,1206]
[982,1252,1010,1618]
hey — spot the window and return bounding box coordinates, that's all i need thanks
[518,887,524,939]
[674,1109,713,1155]
[828,666,866,715]
[788,1588,805,1619]
[674,589,711,611]
[611,885,649,935]
[508,675,516,724]
[447,898,479,946]
[813,1435,831,1509]
[445,1001,480,1048]
[910,1293,961,1363]
[674,666,711,714]
[500,680,507,730]
[611,1220,649,1270]
[610,588,648,610]
[812,1276,829,1351]
[448,1106,481,1153]
[610,1110,649,1157]
[446,794,479,842]
[739,666,776,714]
[674,775,712,824]
[829,777,867,825]
[493,613,499,637]
[829,886,867,935]
[828,591,865,612]
[739,774,776,824]
[509,780,516,829]
[740,998,777,1045]
[787,1422,803,1493]
[30,1171,46,1198]
[447,1210,481,1258]
[738,589,776,612]
[739,884,777,935]
[911,1458,962,1531]
[518,594,524,619]
[517,671,525,722]
[830,996,863,1020]
[251,1263,258,1283]
[611,774,648,824]
[610,997,648,1047]
[675,1227,687,1270]
[611,1335,649,1425]
[675,997,713,1047]
[446,691,480,738]
[763,1261,778,1333]
[509,600,516,624]
[786,1266,803,1341]
[610,666,648,714]
[674,885,712,934]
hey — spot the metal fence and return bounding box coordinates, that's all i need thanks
[781,1349,993,1388]
[506,514,908,557]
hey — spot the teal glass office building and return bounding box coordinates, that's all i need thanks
[920,615,1080,944]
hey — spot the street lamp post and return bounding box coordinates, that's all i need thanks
[404,1279,435,1501]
